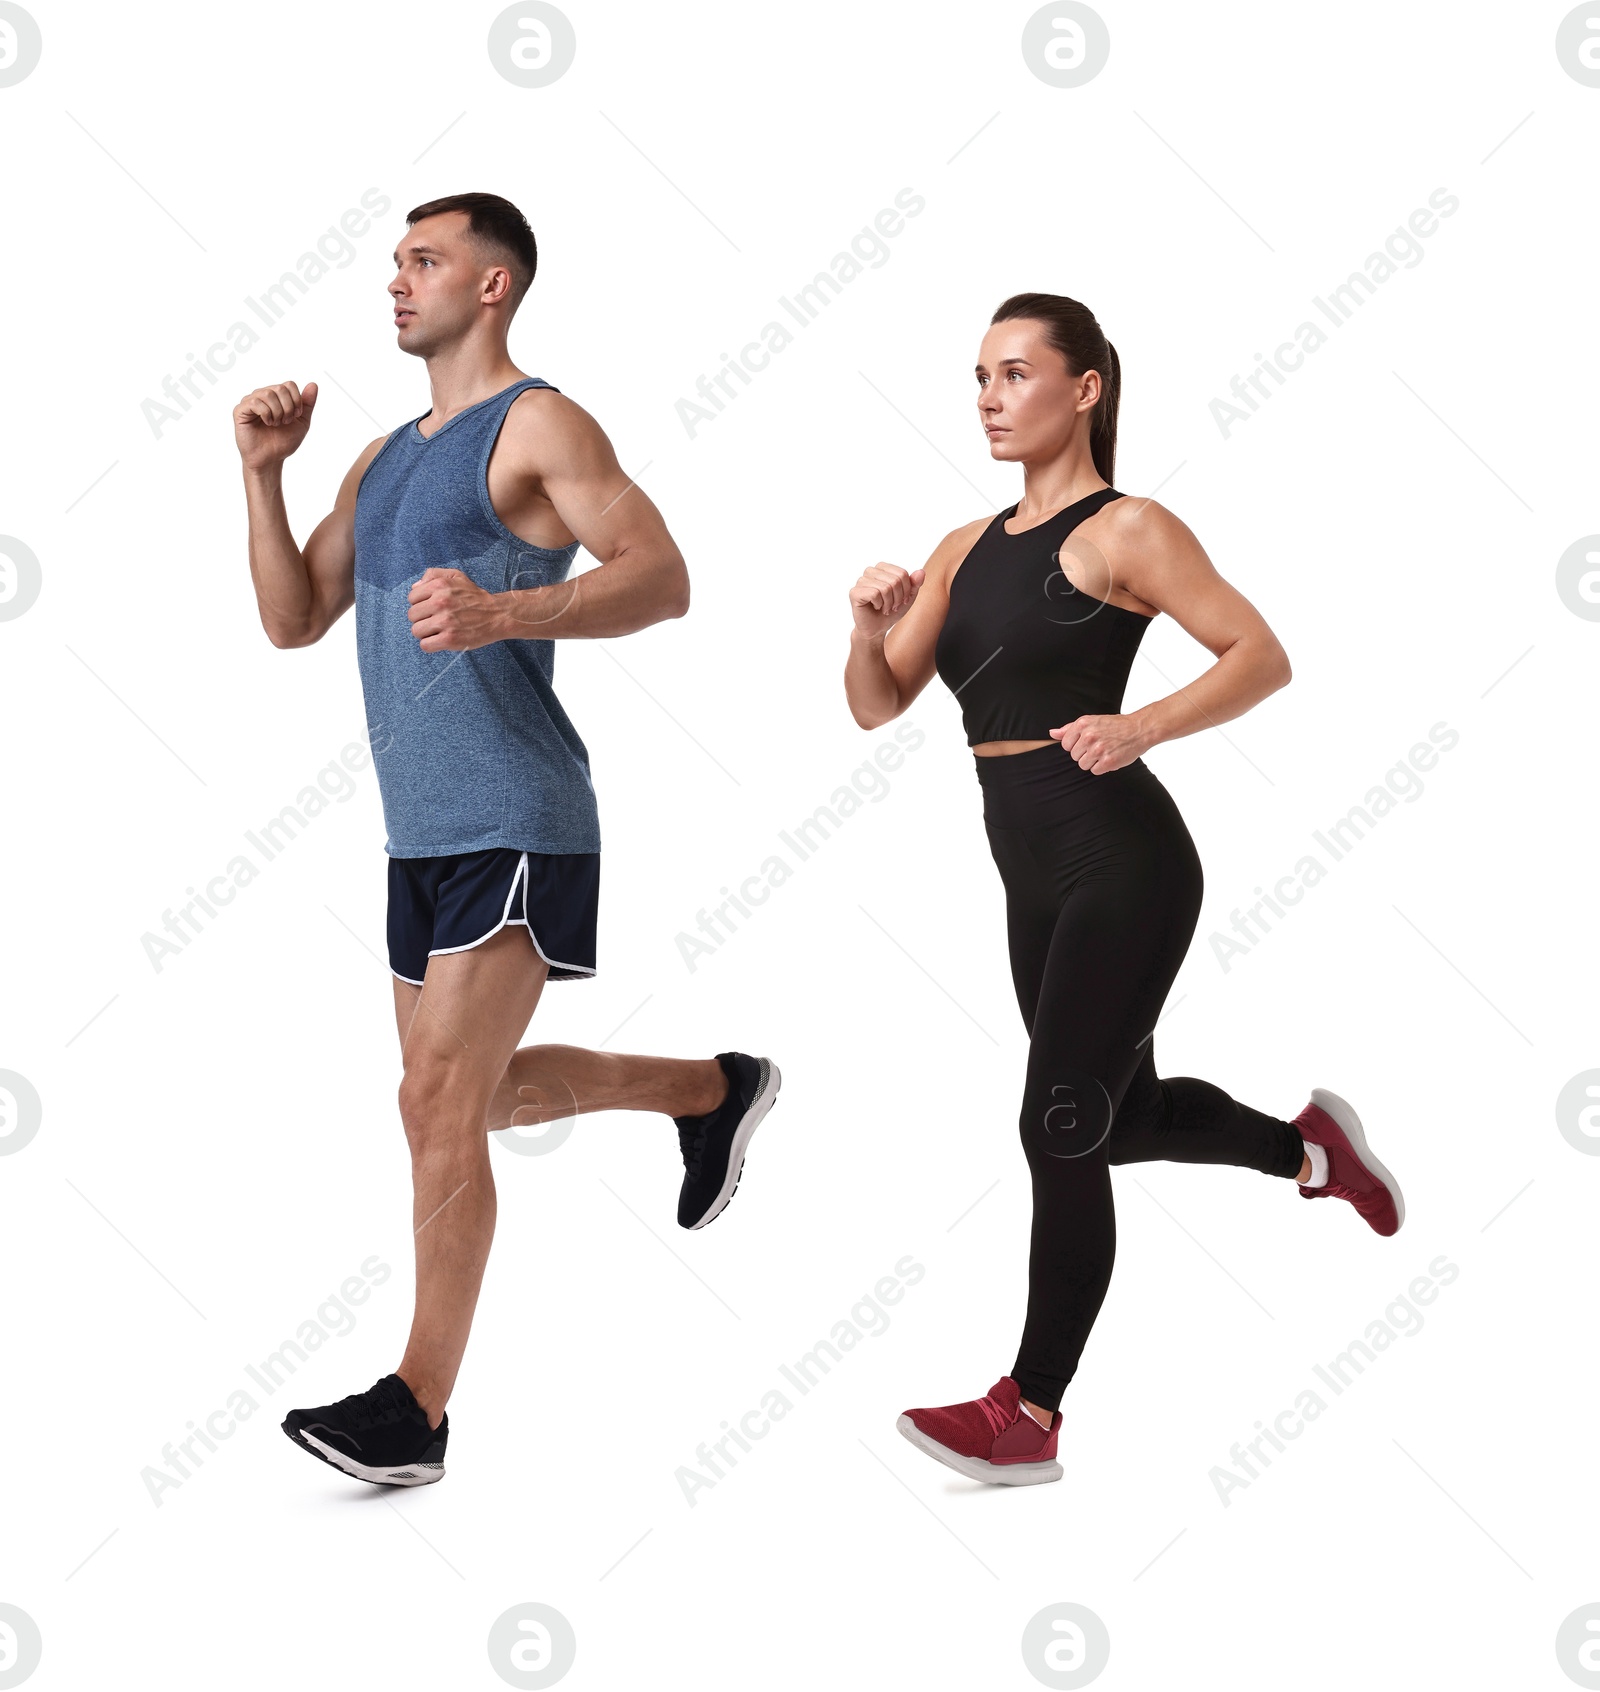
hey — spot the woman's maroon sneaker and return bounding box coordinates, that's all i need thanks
[1293,1087,1404,1235]
[897,1377,1062,1485]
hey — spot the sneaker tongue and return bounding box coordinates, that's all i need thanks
[987,1378,1021,1415]
[373,1374,417,1415]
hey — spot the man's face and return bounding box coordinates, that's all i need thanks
[388,212,508,356]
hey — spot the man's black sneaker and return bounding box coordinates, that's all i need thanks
[674,1052,781,1230]
[281,1374,447,1486]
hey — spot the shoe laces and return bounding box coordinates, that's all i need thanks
[975,1392,1014,1439]
[678,1116,709,1178]
[335,1376,411,1424]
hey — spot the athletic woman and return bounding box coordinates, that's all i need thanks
[843,293,1404,1487]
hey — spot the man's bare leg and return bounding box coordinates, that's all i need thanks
[389,927,548,1428]
[393,1011,731,1135]
[486,1044,728,1129]
[388,936,738,1426]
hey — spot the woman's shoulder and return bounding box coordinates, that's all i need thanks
[951,510,1003,548]
[925,511,1004,590]
[1105,492,1192,543]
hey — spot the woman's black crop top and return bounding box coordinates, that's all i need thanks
[933,488,1153,745]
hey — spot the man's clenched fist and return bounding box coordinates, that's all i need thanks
[407,567,504,652]
[234,381,319,469]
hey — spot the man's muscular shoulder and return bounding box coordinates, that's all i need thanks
[334,433,389,512]
[494,383,597,476]
[485,383,596,548]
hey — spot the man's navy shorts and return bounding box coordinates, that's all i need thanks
[387,848,599,985]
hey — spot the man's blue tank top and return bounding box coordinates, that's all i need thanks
[354,376,601,857]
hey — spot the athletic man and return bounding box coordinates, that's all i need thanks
[234,192,780,1487]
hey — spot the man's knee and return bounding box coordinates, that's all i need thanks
[398,1058,480,1145]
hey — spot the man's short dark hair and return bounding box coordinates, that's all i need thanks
[406,192,538,311]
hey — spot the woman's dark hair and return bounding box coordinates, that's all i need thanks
[990,293,1121,484]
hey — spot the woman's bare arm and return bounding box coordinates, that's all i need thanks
[844,516,991,728]
[1054,498,1292,773]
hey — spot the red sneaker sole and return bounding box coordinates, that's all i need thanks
[896,1414,1062,1486]
[1309,1087,1404,1233]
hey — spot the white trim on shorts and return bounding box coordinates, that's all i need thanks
[393,852,597,983]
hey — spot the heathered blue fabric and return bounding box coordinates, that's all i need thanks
[354,377,601,856]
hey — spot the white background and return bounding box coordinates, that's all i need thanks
[1,2,1595,1688]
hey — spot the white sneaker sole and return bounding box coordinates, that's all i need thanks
[896,1414,1063,1486]
[685,1057,781,1230]
[294,1427,445,1486]
[1309,1086,1405,1230]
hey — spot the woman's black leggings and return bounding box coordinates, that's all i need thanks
[977,744,1306,1414]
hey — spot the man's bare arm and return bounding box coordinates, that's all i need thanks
[235,379,383,648]
[405,391,688,652]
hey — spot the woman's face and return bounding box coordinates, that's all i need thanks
[975,319,1101,464]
